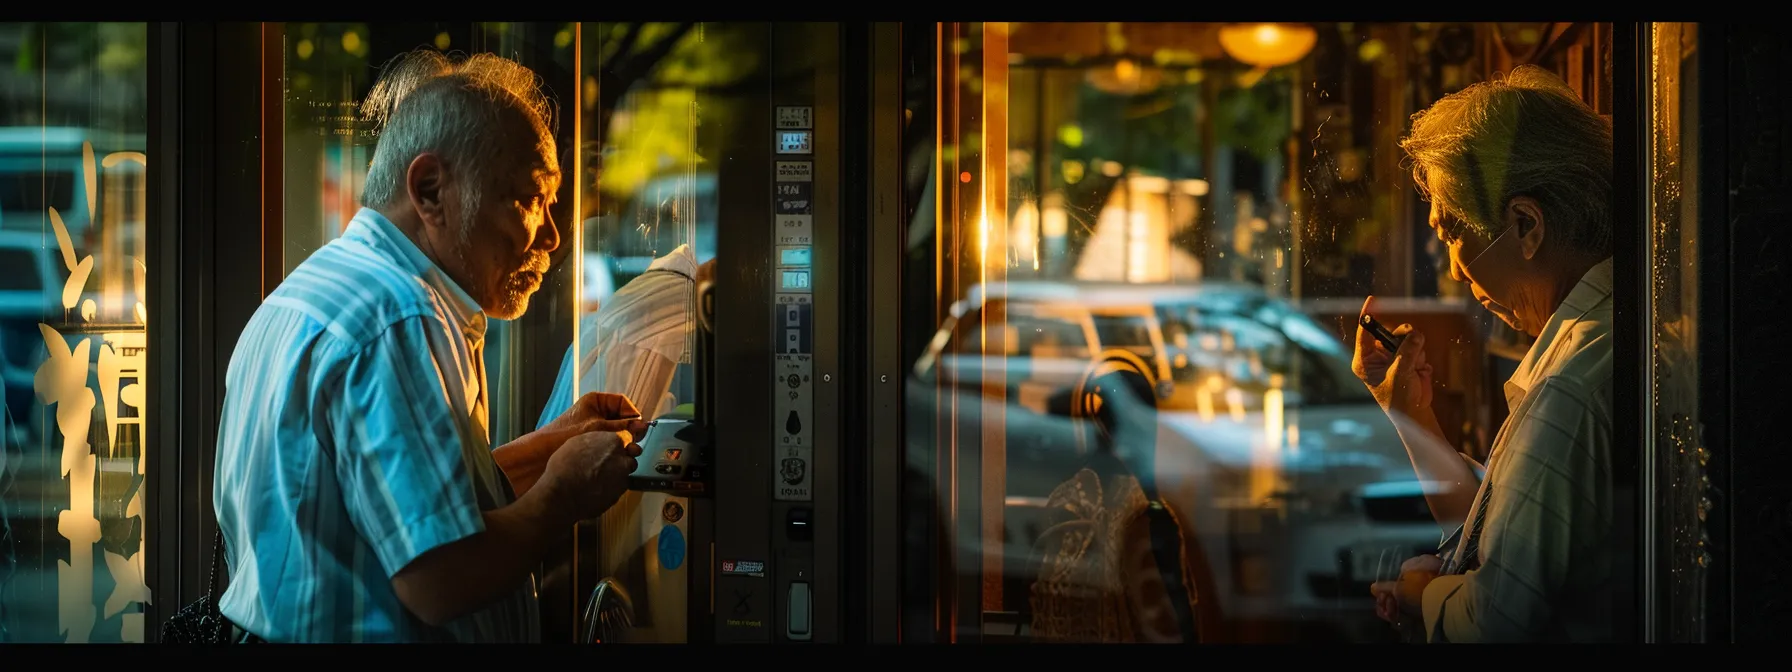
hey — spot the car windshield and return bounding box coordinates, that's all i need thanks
[1158,297,1374,409]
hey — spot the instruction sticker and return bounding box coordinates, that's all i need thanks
[776,106,813,129]
[720,559,767,578]
[776,161,813,182]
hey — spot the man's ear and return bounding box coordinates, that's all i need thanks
[406,153,450,232]
[1507,196,1546,261]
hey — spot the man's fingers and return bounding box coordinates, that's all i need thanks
[577,392,643,421]
[1354,296,1378,353]
[587,418,647,435]
[1391,327,1427,367]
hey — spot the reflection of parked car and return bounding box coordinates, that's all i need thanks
[908,280,1446,642]
[0,232,57,431]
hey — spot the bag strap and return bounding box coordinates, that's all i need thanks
[206,524,225,604]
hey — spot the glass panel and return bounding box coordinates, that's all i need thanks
[904,22,1621,643]
[570,21,747,644]
[0,22,153,643]
[1647,22,1705,643]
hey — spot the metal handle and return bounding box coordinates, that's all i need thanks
[696,279,716,335]
[581,576,636,643]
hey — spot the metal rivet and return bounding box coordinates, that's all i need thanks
[822,374,831,383]
[881,374,889,383]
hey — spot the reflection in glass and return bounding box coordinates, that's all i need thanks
[0,22,152,643]
[1647,22,1706,642]
[904,21,1616,643]
[568,22,744,644]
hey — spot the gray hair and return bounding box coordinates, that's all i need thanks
[358,50,557,227]
[1400,65,1613,257]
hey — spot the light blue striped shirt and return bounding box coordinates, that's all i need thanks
[214,208,540,643]
[537,245,696,429]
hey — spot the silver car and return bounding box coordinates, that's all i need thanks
[907,280,1449,642]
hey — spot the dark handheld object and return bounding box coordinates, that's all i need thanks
[1360,314,1405,353]
[627,416,713,496]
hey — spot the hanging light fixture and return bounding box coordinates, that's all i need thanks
[1086,57,1166,95]
[1218,23,1318,69]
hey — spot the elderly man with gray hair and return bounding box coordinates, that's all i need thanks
[212,49,649,643]
[1353,65,1615,643]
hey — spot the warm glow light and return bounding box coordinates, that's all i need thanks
[1177,178,1210,197]
[1264,374,1285,452]
[1218,23,1318,68]
[1196,375,1220,423]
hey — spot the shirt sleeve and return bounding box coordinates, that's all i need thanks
[572,268,694,420]
[327,316,487,579]
[535,341,577,432]
[1422,379,1607,643]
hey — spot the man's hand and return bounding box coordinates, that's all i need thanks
[536,429,643,524]
[1371,554,1443,624]
[541,392,647,439]
[1352,296,1435,418]
[494,392,649,497]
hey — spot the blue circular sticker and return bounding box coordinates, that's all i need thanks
[658,524,686,571]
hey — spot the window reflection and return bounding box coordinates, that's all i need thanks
[1648,22,1707,642]
[569,22,741,644]
[0,22,152,643]
[905,21,1618,643]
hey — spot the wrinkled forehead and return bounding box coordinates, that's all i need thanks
[495,108,561,190]
[1422,170,1470,232]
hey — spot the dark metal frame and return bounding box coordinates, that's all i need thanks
[708,23,775,643]
[1693,21,1730,643]
[851,21,906,644]
[144,22,273,636]
[1611,22,1645,643]
[1709,22,1792,643]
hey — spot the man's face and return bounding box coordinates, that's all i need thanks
[445,121,562,320]
[1429,200,1523,331]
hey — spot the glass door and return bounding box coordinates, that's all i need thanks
[899,21,1629,644]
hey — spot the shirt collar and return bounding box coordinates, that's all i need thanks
[644,243,699,277]
[342,207,488,341]
[1506,256,1614,401]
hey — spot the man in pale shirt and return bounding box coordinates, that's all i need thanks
[212,50,649,643]
[538,244,714,426]
[1352,65,1614,642]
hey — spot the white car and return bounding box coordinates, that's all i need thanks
[908,280,1448,642]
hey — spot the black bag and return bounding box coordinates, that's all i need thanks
[159,527,235,644]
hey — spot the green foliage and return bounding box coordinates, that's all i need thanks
[594,22,761,202]
[1214,71,1294,162]
[1042,67,1294,188]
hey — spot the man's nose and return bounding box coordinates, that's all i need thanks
[1448,251,1468,284]
[537,209,561,254]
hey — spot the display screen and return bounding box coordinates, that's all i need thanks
[776,130,813,155]
[781,270,811,290]
[780,247,812,267]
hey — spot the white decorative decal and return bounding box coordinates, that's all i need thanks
[27,140,152,643]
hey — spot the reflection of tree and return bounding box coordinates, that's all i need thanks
[588,23,763,207]
[0,23,148,131]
